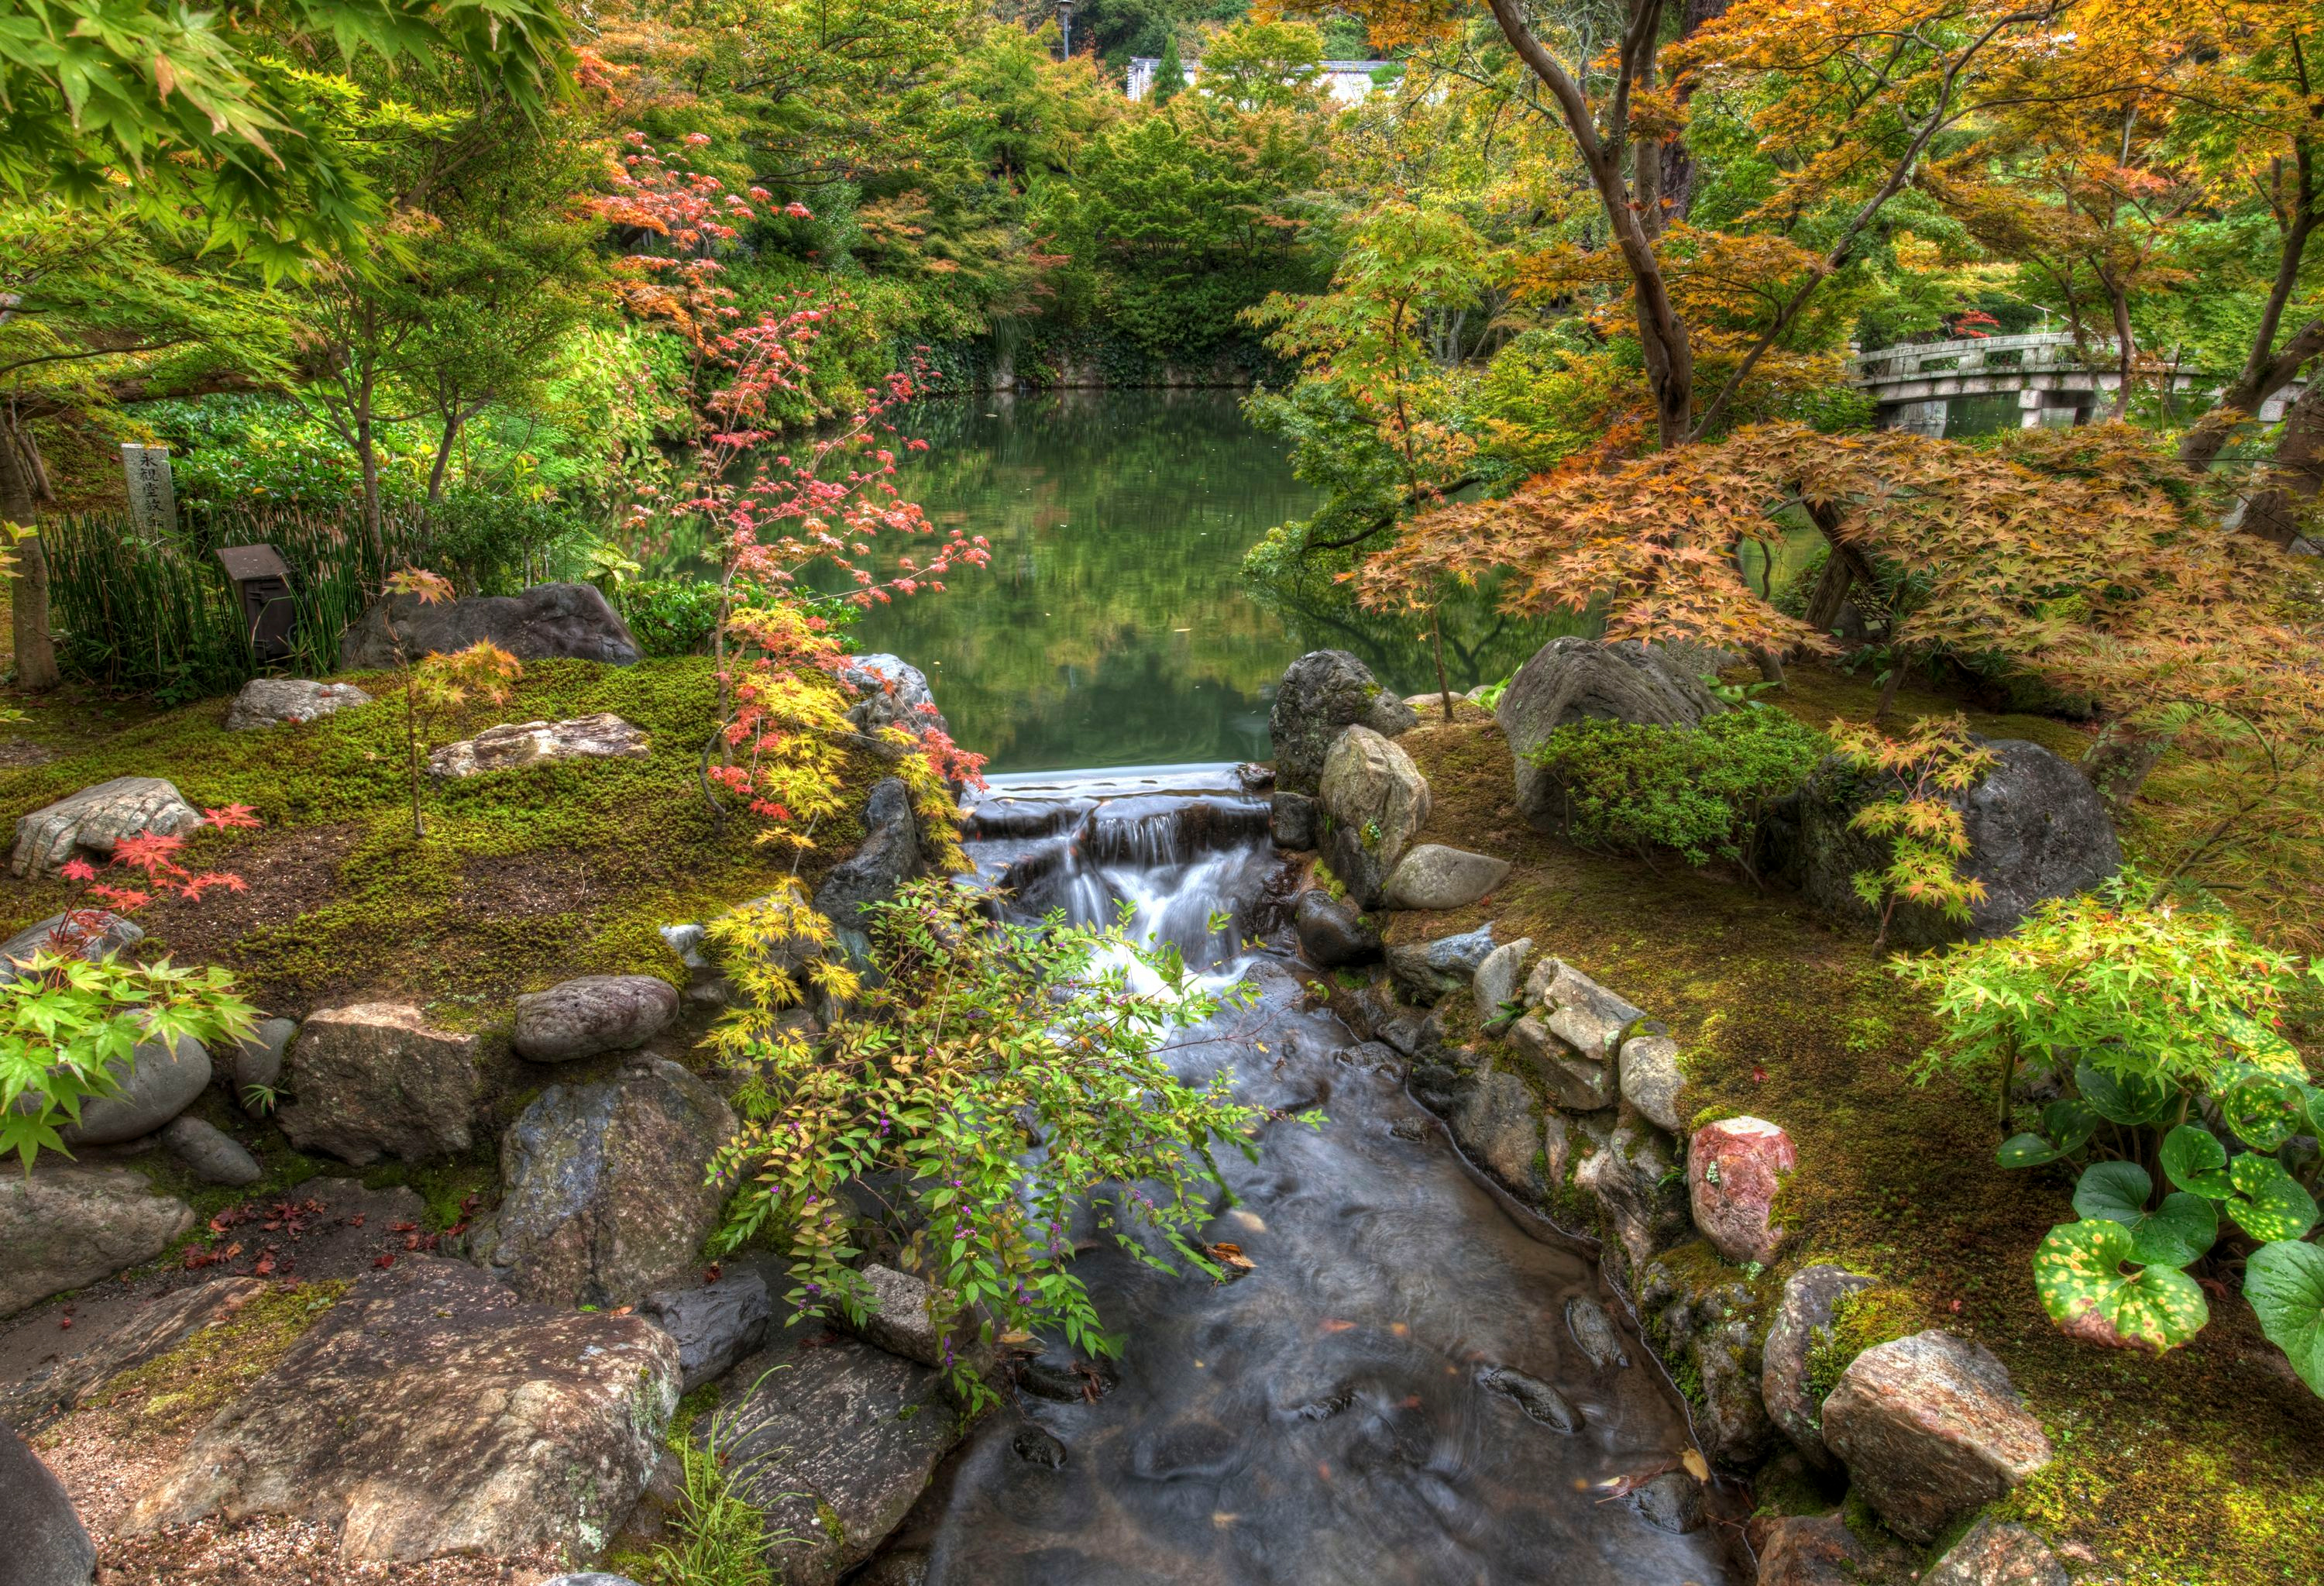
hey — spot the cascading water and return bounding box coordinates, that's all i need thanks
[880,767,1744,1586]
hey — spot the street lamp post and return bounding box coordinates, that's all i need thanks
[1057,0,1074,60]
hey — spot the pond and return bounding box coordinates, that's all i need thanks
[648,389,1578,774]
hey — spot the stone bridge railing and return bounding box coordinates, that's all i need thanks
[1846,330,2302,438]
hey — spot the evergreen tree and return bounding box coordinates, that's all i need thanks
[1153,33,1184,103]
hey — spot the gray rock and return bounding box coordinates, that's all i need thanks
[1573,1124,1692,1291]
[1268,790,1318,850]
[1476,1364,1579,1432]
[1386,924,1497,1005]
[12,775,204,878]
[162,1116,263,1186]
[1762,1264,1876,1471]
[1634,1468,1703,1534]
[2,1425,96,1585]
[1637,1243,1774,1467]
[0,910,143,986]
[1470,936,1533,1026]
[229,1017,298,1109]
[713,1331,968,1586]
[61,1034,211,1146]
[513,974,680,1062]
[1449,1065,1546,1199]
[1564,1295,1629,1371]
[1763,738,2122,945]
[224,676,373,731]
[1380,843,1511,911]
[1236,762,1276,793]
[1292,889,1380,968]
[474,1059,735,1309]
[1923,1515,2071,1586]
[1318,725,1432,907]
[1509,1015,1615,1112]
[1495,638,1724,829]
[844,1262,954,1371]
[1532,959,1647,1063]
[428,712,649,778]
[276,1003,480,1165]
[128,1256,678,1561]
[814,777,924,963]
[1268,650,1419,794]
[1755,1513,1875,1585]
[1821,1331,2053,1543]
[4,1275,270,1433]
[839,654,948,738]
[0,1161,194,1319]
[1618,1033,1686,1134]
[339,581,641,669]
[641,1271,773,1393]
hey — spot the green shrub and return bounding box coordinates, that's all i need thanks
[1525,708,1831,873]
[620,579,726,658]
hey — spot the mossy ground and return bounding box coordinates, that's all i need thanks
[1388,664,2324,1584]
[52,1279,348,1442]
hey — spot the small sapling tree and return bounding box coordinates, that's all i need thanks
[1829,715,1997,950]
[380,567,523,838]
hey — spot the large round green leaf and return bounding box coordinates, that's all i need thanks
[2222,1068,2310,1151]
[2041,1099,2098,1154]
[2226,1154,2321,1243]
[2071,1161,2216,1267]
[2075,1059,2173,1127]
[1999,1133,2066,1168]
[2033,1219,2210,1351]
[2160,1124,2233,1199]
[2246,1240,2324,1398]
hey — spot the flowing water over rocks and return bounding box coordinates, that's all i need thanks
[887,767,1741,1586]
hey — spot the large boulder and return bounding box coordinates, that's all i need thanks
[1635,1244,1774,1466]
[473,1059,735,1309]
[1379,844,1511,912]
[0,910,143,986]
[58,1032,210,1146]
[224,676,373,731]
[0,1161,193,1319]
[814,776,924,963]
[127,1256,679,1561]
[1268,650,1418,793]
[12,776,204,878]
[4,1275,270,1432]
[1762,1264,1877,1471]
[1494,638,1725,830]
[275,1003,480,1165]
[1762,738,2120,945]
[1386,924,1497,1005]
[1573,1123,1693,1291]
[1687,1116,1795,1265]
[1292,889,1380,968]
[839,653,948,738]
[1317,726,1432,907]
[1821,1330,2053,1543]
[712,1330,968,1586]
[428,712,650,778]
[339,581,642,669]
[2,1426,96,1586]
[513,974,680,1063]
[641,1271,774,1394]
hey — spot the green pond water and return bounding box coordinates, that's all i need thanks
[669,388,1582,773]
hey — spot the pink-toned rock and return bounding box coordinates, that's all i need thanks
[1820,1330,2052,1543]
[1688,1116,1794,1264]
[1753,1514,1873,1584]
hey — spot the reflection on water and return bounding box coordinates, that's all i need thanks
[636,390,1577,772]
[883,777,1743,1586]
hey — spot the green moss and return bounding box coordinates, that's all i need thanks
[359,1158,497,1232]
[1804,1286,1917,1405]
[67,1279,346,1438]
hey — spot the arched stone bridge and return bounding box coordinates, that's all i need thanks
[1846,332,2303,439]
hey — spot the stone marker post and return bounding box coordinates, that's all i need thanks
[121,443,178,534]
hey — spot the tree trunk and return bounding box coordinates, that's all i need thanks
[2178,314,2324,470]
[0,404,60,691]
[2106,285,2136,422]
[1655,0,1734,226]
[2082,723,2173,814]
[2235,373,2324,549]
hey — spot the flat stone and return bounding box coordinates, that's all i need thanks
[1496,638,1725,829]
[2,1425,95,1585]
[0,1161,194,1319]
[1688,1116,1795,1264]
[842,1262,954,1371]
[1477,1364,1578,1432]
[1532,958,1646,1062]
[339,581,641,669]
[1470,936,1532,1025]
[4,1276,270,1432]
[1565,1295,1629,1370]
[839,653,948,738]
[1317,725,1431,907]
[60,1033,211,1146]
[513,973,679,1062]
[1618,1033,1686,1134]
[229,1017,298,1110]
[1762,1264,1877,1471]
[1923,1515,2071,1586]
[1269,790,1318,850]
[128,1256,678,1561]
[473,1059,735,1309]
[428,712,649,777]
[1380,843,1511,911]
[1269,649,1419,793]
[1508,1015,1614,1111]
[1822,1330,2053,1543]
[713,1330,968,1586]
[1755,1513,1875,1585]
[1634,1468,1703,1534]
[1385,924,1497,1004]
[224,677,373,730]
[162,1115,263,1186]
[641,1271,773,1393]
[276,1003,480,1166]
[12,776,204,878]
[1449,1065,1546,1199]
[0,910,143,986]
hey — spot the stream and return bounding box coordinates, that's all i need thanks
[878,767,1741,1586]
